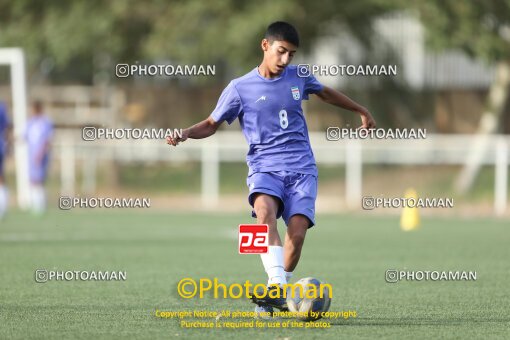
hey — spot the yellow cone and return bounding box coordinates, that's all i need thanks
[400,188,420,231]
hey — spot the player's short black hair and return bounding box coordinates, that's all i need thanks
[33,100,43,112]
[264,21,299,47]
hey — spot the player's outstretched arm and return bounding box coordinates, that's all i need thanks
[166,116,221,146]
[315,86,376,129]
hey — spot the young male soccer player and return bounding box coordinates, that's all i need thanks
[0,102,12,218]
[167,21,376,314]
[25,101,53,214]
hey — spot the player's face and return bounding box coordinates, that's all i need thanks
[32,105,43,116]
[262,39,297,75]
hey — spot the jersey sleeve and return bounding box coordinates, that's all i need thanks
[0,103,8,130]
[210,82,243,125]
[45,120,54,141]
[303,74,324,100]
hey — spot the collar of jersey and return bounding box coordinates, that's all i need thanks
[254,66,287,82]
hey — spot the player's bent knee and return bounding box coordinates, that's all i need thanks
[254,206,277,223]
[289,214,312,227]
[253,196,279,221]
[289,233,305,247]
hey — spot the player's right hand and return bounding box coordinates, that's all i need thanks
[359,109,376,129]
[166,129,189,146]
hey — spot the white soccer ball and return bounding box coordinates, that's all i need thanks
[286,277,332,321]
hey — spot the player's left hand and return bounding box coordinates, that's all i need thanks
[358,109,376,129]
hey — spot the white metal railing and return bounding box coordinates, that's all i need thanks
[54,132,509,215]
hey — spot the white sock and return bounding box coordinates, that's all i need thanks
[37,187,46,212]
[0,186,7,217]
[30,186,37,211]
[32,186,46,213]
[285,271,293,283]
[260,246,286,287]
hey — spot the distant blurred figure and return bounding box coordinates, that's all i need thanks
[0,102,12,218]
[26,101,53,214]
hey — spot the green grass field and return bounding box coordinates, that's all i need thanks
[1,211,509,339]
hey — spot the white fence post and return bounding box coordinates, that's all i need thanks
[60,131,75,196]
[82,151,97,195]
[201,138,219,208]
[494,137,508,216]
[0,48,30,209]
[345,140,362,209]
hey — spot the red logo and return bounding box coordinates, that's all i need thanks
[238,224,268,254]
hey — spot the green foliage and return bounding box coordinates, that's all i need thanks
[0,0,402,81]
[414,0,510,62]
[1,1,509,81]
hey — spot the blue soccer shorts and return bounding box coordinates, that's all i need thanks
[0,152,4,177]
[28,153,50,183]
[247,171,318,228]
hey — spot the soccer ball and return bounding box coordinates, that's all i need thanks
[286,277,331,321]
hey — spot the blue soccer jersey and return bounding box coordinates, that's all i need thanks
[0,102,10,155]
[26,114,53,182]
[210,65,323,176]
